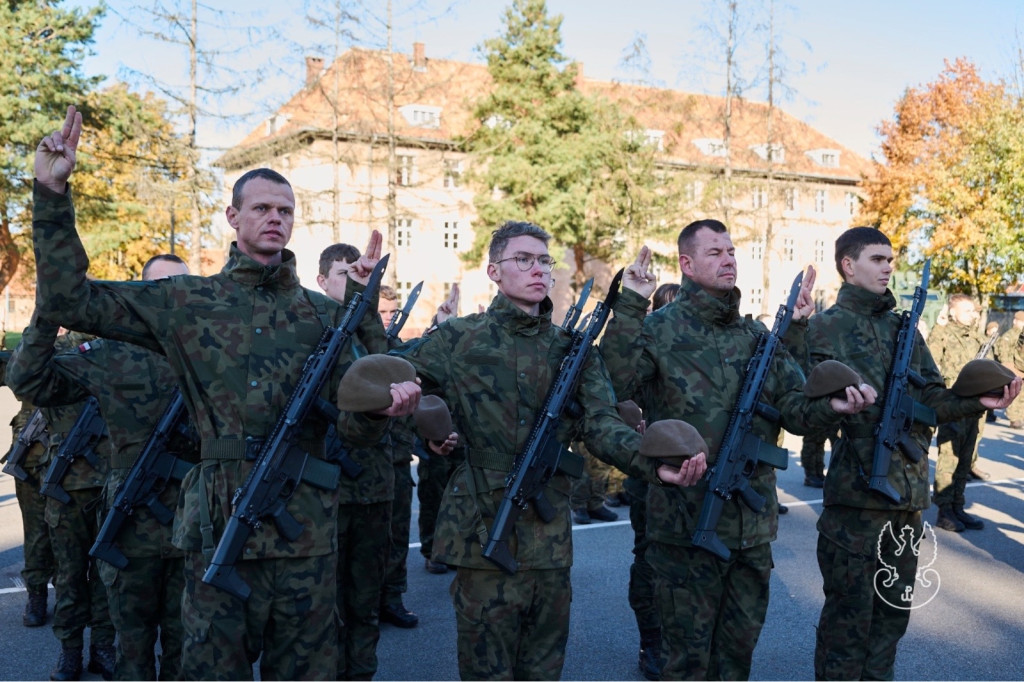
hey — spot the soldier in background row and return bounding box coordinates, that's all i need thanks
[995,311,1024,429]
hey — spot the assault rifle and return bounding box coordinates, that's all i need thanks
[385,281,422,343]
[560,278,594,331]
[40,397,106,504]
[976,330,999,360]
[482,270,624,575]
[202,255,389,600]
[691,272,801,561]
[90,391,197,569]
[869,260,937,503]
[2,408,49,481]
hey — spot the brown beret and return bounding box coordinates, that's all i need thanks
[639,419,708,469]
[413,395,453,442]
[336,354,417,412]
[804,360,863,399]
[951,359,1015,397]
[616,400,643,430]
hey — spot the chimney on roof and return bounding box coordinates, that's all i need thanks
[305,56,324,88]
[573,61,584,87]
[413,42,426,70]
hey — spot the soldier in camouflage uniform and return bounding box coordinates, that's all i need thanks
[7,325,116,681]
[397,221,708,680]
[804,227,1020,680]
[599,219,872,680]
[1,362,56,629]
[928,293,988,532]
[31,106,421,681]
[317,248,402,679]
[10,254,197,680]
[377,286,422,630]
[569,441,619,524]
[995,311,1024,429]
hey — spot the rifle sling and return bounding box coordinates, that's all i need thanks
[466,447,583,478]
[200,438,340,490]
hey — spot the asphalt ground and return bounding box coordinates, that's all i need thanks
[1,386,1022,680]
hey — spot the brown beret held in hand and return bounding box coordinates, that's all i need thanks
[336,354,417,412]
[639,419,708,469]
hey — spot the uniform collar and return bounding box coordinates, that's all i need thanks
[835,281,897,316]
[221,242,302,290]
[680,276,741,326]
[487,292,554,337]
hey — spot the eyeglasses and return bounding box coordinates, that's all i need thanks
[493,253,556,273]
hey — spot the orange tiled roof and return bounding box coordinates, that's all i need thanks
[223,45,871,181]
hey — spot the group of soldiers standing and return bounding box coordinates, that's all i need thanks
[2,103,1023,682]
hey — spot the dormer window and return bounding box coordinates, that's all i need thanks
[806,148,840,168]
[644,129,665,151]
[693,138,727,157]
[750,143,785,163]
[400,104,441,129]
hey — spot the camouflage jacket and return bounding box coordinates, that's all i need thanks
[7,314,199,559]
[600,279,837,552]
[32,182,389,559]
[2,396,49,472]
[805,283,984,522]
[996,326,1024,376]
[6,323,109,493]
[398,292,654,570]
[928,320,985,386]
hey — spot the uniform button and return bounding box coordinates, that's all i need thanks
[520,372,526,378]
[250,381,258,387]
[520,419,526,425]
[453,485,459,493]
[255,328,263,334]
[245,548,252,555]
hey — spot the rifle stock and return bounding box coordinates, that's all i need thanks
[2,408,49,481]
[481,270,624,575]
[691,272,801,561]
[202,255,389,600]
[40,397,106,504]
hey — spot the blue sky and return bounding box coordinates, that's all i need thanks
[72,0,1024,161]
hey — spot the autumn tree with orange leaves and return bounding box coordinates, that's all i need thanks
[861,58,1024,299]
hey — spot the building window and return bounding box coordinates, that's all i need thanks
[396,156,414,187]
[751,238,764,261]
[845,192,859,216]
[752,187,767,209]
[750,143,785,163]
[783,237,795,261]
[806,148,841,168]
[396,219,413,247]
[814,239,826,264]
[749,287,763,306]
[693,138,727,157]
[396,280,414,300]
[443,160,462,188]
[784,188,796,211]
[815,190,826,213]
[443,220,459,250]
[399,104,442,129]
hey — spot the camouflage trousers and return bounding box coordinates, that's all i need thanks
[15,465,55,590]
[1006,387,1024,424]
[417,453,457,559]
[382,462,414,606]
[648,541,772,680]
[97,554,184,681]
[800,429,837,478]
[337,500,391,680]
[181,552,338,681]
[45,489,114,648]
[623,476,659,633]
[814,512,921,681]
[569,447,608,512]
[933,413,984,507]
[451,566,572,681]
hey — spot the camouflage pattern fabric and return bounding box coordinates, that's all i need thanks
[599,279,837,679]
[623,476,659,633]
[336,500,391,680]
[813,507,920,681]
[995,326,1024,424]
[6,402,55,591]
[46,488,114,649]
[648,541,771,680]
[397,293,655,679]
[569,441,609,512]
[415,438,458,560]
[181,552,339,680]
[450,566,572,680]
[32,182,389,680]
[929,319,986,506]
[383,457,414,606]
[799,429,837,479]
[804,283,985,680]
